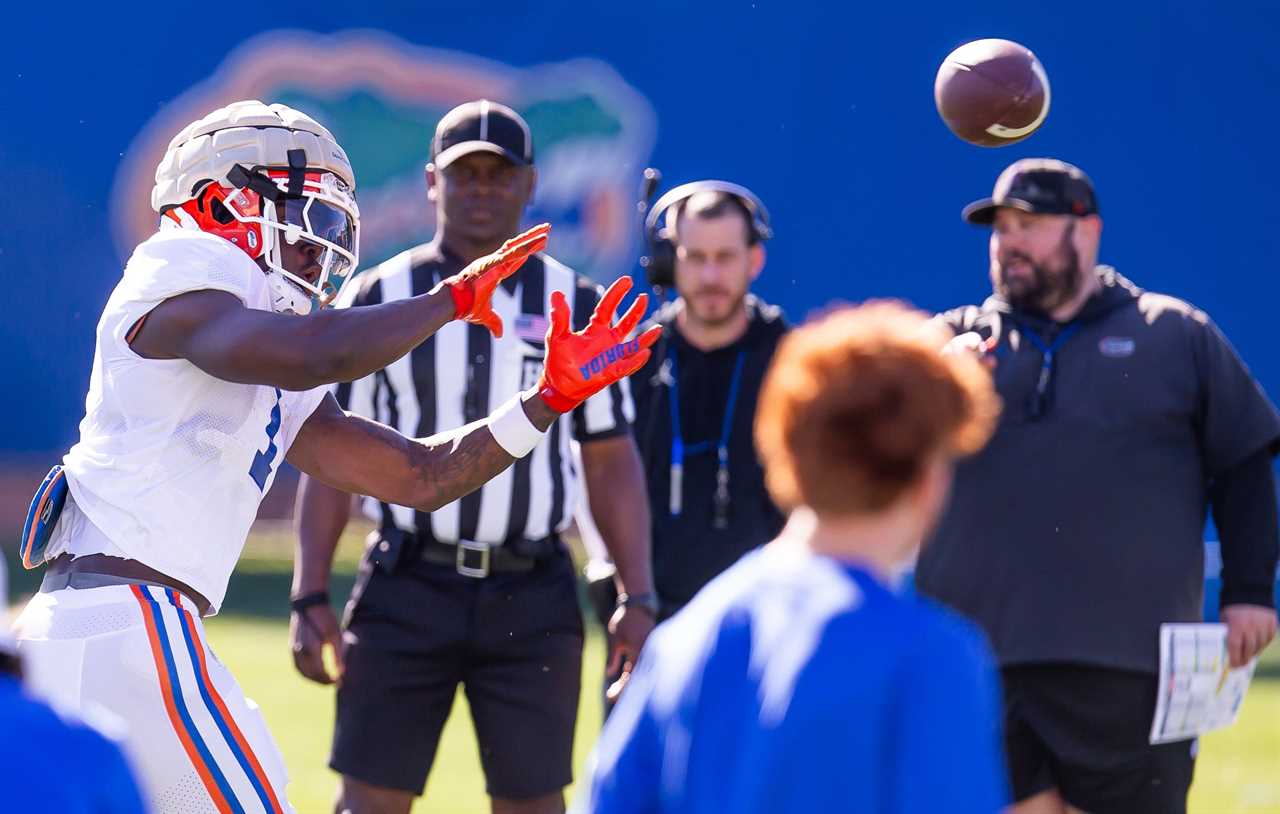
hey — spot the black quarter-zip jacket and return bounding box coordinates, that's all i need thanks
[918,267,1280,673]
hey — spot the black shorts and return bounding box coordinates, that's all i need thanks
[330,550,584,799]
[1002,663,1196,814]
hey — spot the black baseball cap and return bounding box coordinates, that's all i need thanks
[430,99,534,169]
[962,158,1099,225]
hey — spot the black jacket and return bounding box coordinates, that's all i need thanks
[919,267,1280,672]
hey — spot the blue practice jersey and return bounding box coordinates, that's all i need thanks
[0,676,147,813]
[578,545,1008,813]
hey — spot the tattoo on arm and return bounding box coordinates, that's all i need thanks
[406,424,519,513]
[292,391,556,514]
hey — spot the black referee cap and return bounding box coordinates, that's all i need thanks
[430,100,534,169]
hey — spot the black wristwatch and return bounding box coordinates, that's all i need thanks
[616,591,660,617]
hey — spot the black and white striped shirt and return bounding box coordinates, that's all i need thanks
[334,241,634,546]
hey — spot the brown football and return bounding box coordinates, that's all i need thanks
[935,39,1050,147]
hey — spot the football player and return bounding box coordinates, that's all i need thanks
[13,99,657,813]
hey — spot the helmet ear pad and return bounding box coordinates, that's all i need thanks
[208,196,235,225]
[167,183,269,259]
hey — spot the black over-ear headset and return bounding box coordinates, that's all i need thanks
[638,168,773,288]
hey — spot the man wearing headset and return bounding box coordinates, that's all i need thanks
[625,183,790,629]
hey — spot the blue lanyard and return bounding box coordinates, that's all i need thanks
[1013,320,1079,420]
[668,346,747,526]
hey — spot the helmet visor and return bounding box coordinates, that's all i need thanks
[283,196,355,254]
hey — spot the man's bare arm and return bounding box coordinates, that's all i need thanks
[131,288,457,391]
[292,474,353,598]
[130,224,551,391]
[286,393,558,512]
[581,435,654,598]
[289,473,354,684]
[581,433,657,690]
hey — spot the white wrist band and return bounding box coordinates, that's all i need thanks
[488,392,545,458]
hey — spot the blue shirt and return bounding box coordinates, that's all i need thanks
[0,676,147,813]
[578,546,1008,814]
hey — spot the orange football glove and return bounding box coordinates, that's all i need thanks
[441,223,550,337]
[538,276,662,413]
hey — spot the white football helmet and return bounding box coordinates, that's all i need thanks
[152,100,360,315]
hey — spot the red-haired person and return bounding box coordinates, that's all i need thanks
[577,301,1008,814]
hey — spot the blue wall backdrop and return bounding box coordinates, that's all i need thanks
[3,1,1278,456]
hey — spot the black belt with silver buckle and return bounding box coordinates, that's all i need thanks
[419,536,562,578]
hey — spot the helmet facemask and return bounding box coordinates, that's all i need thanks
[218,155,359,315]
[257,170,359,315]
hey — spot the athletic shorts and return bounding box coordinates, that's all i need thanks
[331,551,584,799]
[1002,662,1196,814]
[14,585,293,814]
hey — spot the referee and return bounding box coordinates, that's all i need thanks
[289,101,655,814]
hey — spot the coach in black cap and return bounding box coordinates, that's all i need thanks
[917,157,1280,814]
[291,99,654,814]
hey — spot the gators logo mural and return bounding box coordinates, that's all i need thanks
[111,30,655,280]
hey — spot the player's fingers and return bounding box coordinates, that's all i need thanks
[635,324,662,350]
[502,222,551,252]
[477,306,504,338]
[491,250,537,287]
[498,230,550,266]
[614,348,652,381]
[592,277,633,327]
[515,234,549,257]
[548,290,570,340]
[501,230,547,263]
[613,293,648,338]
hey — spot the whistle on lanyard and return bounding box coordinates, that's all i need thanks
[667,350,746,528]
[712,451,731,530]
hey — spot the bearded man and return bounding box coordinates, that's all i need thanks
[917,158,1280,814]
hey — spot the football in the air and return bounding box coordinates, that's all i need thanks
[934,38,1050,147]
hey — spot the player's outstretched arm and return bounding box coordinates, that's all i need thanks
[129,224,549,391]
[287,391,559,514]
[287,274,659,512]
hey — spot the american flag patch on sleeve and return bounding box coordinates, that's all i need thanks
[514,314,549,342]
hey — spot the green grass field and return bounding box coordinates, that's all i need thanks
[6,527,1280,812]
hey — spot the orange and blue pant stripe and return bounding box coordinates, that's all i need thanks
[131,585,285,814]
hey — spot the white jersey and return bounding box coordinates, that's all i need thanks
[57,228,326,612]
